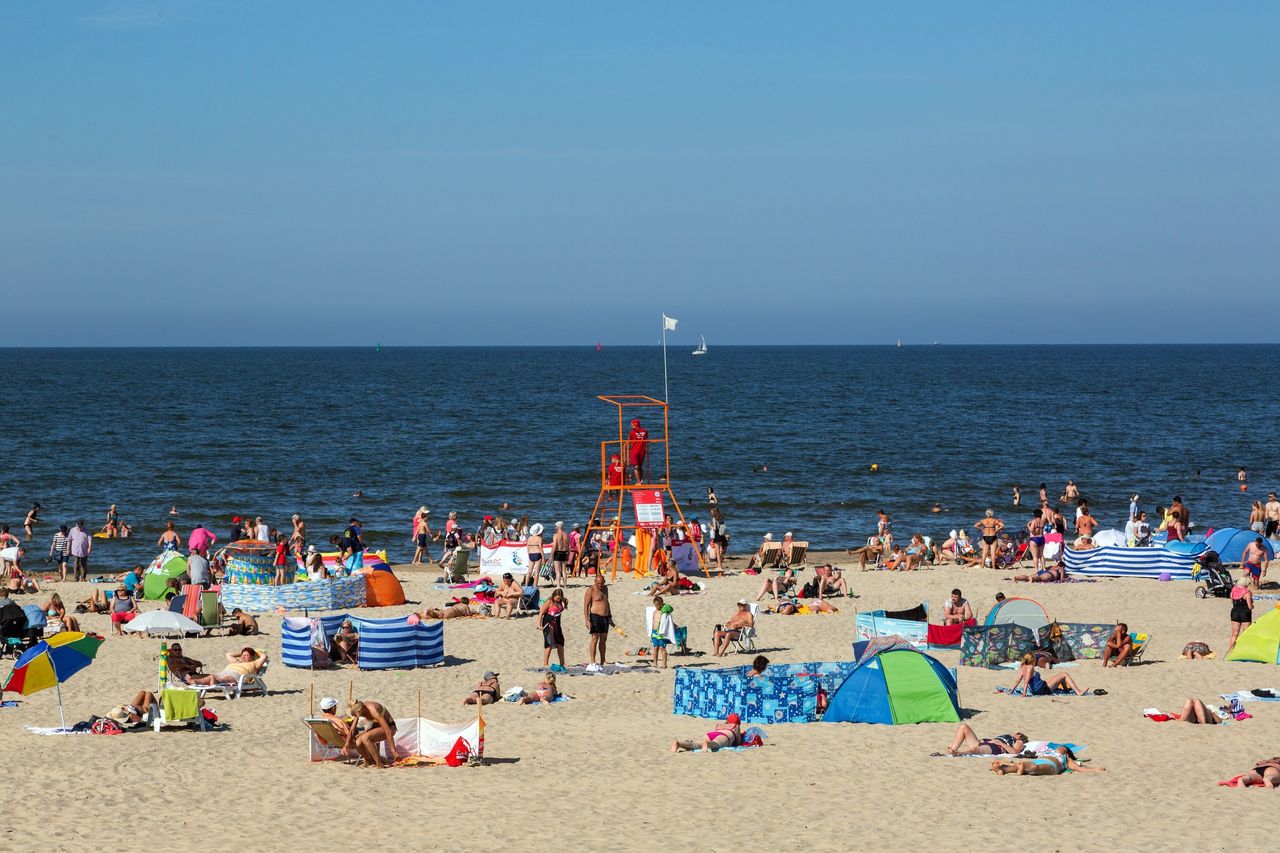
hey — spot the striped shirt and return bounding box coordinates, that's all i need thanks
[50,532,70,558]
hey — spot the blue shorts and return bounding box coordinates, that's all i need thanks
[1245,562,1261,578]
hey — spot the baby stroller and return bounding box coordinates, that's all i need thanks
[1192,551,1232,599]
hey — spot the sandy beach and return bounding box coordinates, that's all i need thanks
[3,551,1277,853]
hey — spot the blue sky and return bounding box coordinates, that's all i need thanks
[3,2,1277,345]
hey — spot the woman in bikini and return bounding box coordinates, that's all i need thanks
[1026,509,1046,572]
[538,588,567,668]
[974,510,1004,568]
[420,599,475,620]
[991,745,1103,776]
[1007,653,1085,695]
[671,712,742,753]
[464,672,501,706]
[945,723,1028,756]
[343,700,398,768]
[518,672,559,704]
[1221,757,1280,788]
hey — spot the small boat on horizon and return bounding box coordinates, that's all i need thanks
[692,335,707,356]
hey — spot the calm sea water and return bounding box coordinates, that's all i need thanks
[1,345,1276,567]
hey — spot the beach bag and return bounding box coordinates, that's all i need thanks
[445,736,474,767]
[801,579,820,599]
[91,718,125,736]
[1044,622,1075,662]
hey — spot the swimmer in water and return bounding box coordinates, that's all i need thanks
[931,503,943,513]
[169,506,179,516]
[352,490,364,498]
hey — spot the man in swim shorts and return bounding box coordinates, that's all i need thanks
[1241,537,1269,587]
[583,572,612,664]
[1265,492,1280,539]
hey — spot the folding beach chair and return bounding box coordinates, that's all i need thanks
[1125,632,1152,665]
[445,548,471,583]
[784,541,810,570]
[730,603,760,653]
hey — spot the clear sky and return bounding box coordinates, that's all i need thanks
[3,2,1277,345]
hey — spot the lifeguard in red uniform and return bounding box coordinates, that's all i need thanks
[607,453,624,487]
[628,418,649,483]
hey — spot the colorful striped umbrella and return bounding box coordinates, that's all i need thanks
[2,631,105,727]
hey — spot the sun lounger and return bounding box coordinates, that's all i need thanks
[783,541,809,569]
[195,659,270,700]
[151,688,208,732]
[1125,632,1152,665]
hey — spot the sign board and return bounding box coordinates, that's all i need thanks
[632,490,666,530]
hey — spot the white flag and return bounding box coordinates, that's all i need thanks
[662,314,678,331]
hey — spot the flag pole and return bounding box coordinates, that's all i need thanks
[661,315,669,403]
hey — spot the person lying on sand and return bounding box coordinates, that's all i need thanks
[106,690,159,727]
[771,596,837,615]
[343,699,397,768]
[1007,654,1085,696]
[1177,697,1226,724]
[186,648,268,686]
[464,671,501,706]
[991,745,1103,776]
[1013,561,1066,583]
[946,723,1028,756]
[518,673,559,704]
[76,589,112,614]
[1219,757,1280,788]
[420,597,475,620]
[672,712,742,753]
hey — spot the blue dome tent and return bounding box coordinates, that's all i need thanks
[1205,528,1275,564]
[822,647,960,725]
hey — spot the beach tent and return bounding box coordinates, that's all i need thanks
[363,571,406,607]
[1164,540,1209,557]
[1226,606,1280,665]
[1206,528,1276,564]
[281,614,444,670]
[1062,545,1198,580]
[1091,529,1127,548]
[823,648,960,725]
[142,553,188,600]
[984,598,1050,634]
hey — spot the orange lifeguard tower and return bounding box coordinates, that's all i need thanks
[577,395,713,579]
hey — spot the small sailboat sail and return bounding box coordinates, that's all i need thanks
[596,341,601,351]
[896,339,902,348]
[692,335,707,356]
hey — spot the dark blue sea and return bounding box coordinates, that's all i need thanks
[2,346,1276,567]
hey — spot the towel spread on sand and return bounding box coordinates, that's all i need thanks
[1219,690,1280,703]
[526,664,657,676]
[24,726,85,736]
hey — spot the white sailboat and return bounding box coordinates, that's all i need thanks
[692,335,707,356]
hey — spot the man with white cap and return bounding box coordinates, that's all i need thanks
[551,521,569,587]
[525,523,545,586]
[317,696,352,748]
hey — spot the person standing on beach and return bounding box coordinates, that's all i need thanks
[974,510,1003,568]
[1012,485,1020,507]
[583,572,612,665]
[342,518,364,573]
[253,516,269,542]
[290,514,306,558]
[48,525,71,582]
[627,418,649,483]
[551,521,569,588]
[230,516,244,542]
[1170,496,1190,538]
[1241,537,1268,588]
[187,522,217,556]
[1060,481,1079,504]
[68,520,92,581]
[1075,505,1098,547]
[1026,509,1046,571]
[1266,492,1280,539]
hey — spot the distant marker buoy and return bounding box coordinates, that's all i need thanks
[870,464,879,472]
[1241,484,1247,492]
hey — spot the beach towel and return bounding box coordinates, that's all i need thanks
[525,663,658,676]
[1,700,19,709]
[996,686,1096,697]
[1218,775,1270,787]
[162,689,200,721]
[1218,689,1280,704]
[24,726,85,736]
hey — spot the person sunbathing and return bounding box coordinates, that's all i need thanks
[317,696,353,747]
[186,647,268,686]
[1101,623,1133,667]
[1007,654,1085,696]
[332,619,359,664]
[165,643,205,683]
[945,723,1028,756]
[1177,697,1224,724]
[1220,757,1280,788]
[991,745,1103,776]
[898,534,928,571]
[773,596,837,615]
[107,690,159,728]
[854,541,882,570]
[420,597,475,620]
[493,574,523,619]
[753,566,796,601]
[650,563,680,597]
[672,712,742,753]
[711,600,754,656]
[518,673,559,704]
[882,545,906,570]
[1013,561,1066,583]
[77,589,113,614]
[815,564,849,599]
[42,593,79,633]
[343,699,397,768]
[464,671,501,706]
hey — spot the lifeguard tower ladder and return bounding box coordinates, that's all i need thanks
[577,395,712,580]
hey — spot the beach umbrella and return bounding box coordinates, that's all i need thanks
[1091,529,1127,548]
[1,631,105,728]
[121,610,203,638]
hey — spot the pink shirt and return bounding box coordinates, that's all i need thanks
[188,527,218,552]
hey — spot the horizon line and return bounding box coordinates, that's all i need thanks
[2,342,1279,350]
